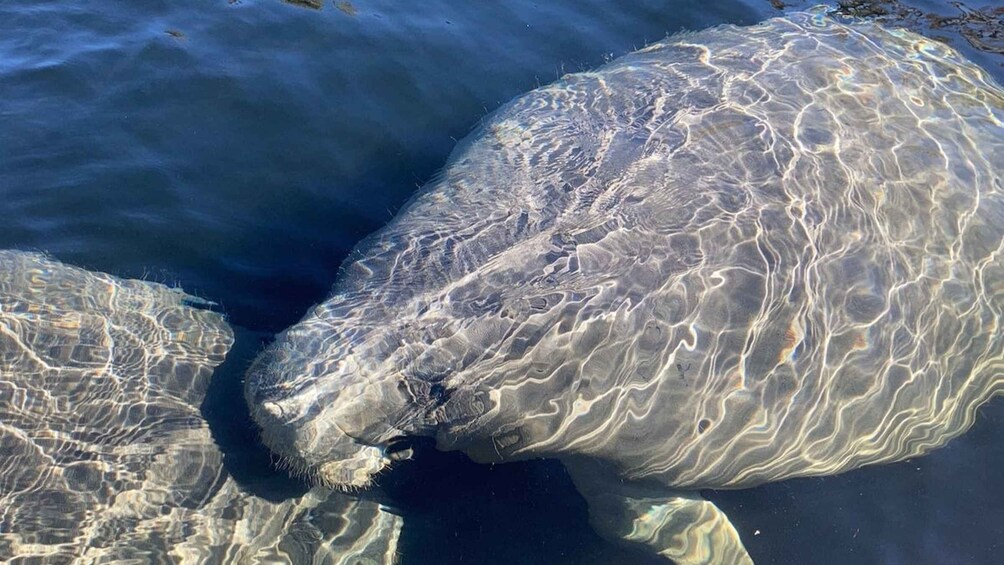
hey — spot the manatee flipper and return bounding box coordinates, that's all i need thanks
[566,462,752,565]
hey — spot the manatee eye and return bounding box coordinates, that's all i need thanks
[385,437,414,461]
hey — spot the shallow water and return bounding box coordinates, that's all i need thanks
[1,1,1001,564]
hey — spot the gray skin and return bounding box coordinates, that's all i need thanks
[0,251,403,564]
[246,11,1003,564]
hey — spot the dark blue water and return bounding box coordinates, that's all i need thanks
[1,1,1001,563]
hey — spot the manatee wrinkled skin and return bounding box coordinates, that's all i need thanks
[246,11,1003,564]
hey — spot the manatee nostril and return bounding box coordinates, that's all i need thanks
[384,437,414,461]
[262,401,285,419]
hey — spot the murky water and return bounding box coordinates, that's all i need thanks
[1,1,1001,564]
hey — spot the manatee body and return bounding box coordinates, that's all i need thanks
[246,11,1003,564]
[0,251,402,564]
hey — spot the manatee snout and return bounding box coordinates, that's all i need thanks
[244,327,412,490]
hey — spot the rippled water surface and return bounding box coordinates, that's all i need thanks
[1,1,1001,564]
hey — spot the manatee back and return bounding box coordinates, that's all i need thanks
[0,251,402,563]
[395,14,1004,489]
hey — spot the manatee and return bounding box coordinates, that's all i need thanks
[0,250,402,564]
[244,10,1003,564]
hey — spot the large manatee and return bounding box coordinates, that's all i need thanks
[0,250,402,564]
[245,11,1003,564]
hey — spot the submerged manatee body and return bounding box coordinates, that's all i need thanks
[246,11,1003,564]
[0,251,402,564]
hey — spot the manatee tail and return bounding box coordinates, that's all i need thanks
[565,461,753,565]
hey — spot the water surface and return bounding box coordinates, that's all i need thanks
[1,1,1000,563]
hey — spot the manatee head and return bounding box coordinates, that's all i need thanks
[245,293,445,490]
[244,258,540,489]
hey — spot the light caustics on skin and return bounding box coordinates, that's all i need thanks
[246,10,1002,564]
[0,251,402,564]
